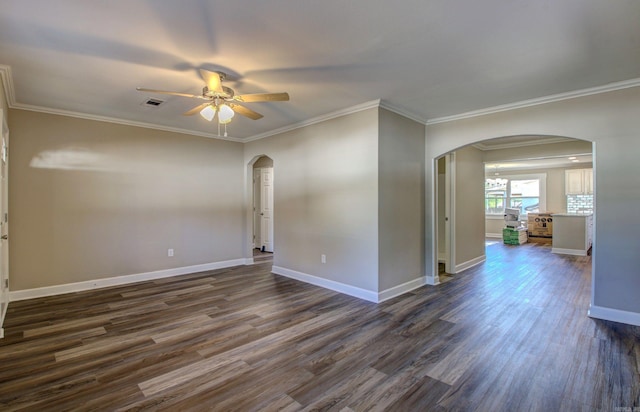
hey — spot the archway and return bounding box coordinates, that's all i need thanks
[246,155,275,264]
[431,135,594,285]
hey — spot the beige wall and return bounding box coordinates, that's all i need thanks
[378,108,425,290]
[9,110,244,290]
[426,86,640,318]
[454,146,485,266]
[244,108,380,292]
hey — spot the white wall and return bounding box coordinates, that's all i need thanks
[244,108,380,293]
[426,87,640,324]
[454,146,485,267]
[378,108,425,290]
[9,110,245,290]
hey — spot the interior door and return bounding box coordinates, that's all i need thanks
[0,110,9,336]
[260,168,274,253]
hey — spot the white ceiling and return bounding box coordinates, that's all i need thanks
[1,1,640,141]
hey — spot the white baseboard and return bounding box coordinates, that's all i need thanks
[486,233,503,239]
[551,248,587,256]
[425,275,440,286]
[378,276,428,303]
[588,304,640,327]
[0,328,3,339]
[272,266,428,303]
[10,258,246,302]
[453,255,486,274]
[272,266,378,302]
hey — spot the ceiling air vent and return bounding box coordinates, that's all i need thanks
[142,98,164,107]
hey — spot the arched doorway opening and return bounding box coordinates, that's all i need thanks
[248,155,274,263]
[432,135,594,284]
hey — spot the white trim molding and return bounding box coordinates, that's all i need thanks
[272,266,429,303]
[245,100,382,142]
[427,77,640,125]
[378,277,428,303]
[10,259,246,301]
[272,266,379,302]
[425,275,441,286]
[453,255,486,274]
[11,103,244,143]
[588,304,640,327]
[485,233,503,239]
[551,248,588,256]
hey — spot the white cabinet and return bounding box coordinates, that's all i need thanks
[565,168,593,195]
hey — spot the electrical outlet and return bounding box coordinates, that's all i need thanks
[168,248,174,257]
[321,254,326,264]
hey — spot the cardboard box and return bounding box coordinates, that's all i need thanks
[527,213,553,238]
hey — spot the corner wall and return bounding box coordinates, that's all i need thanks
[244,108,380,294]
[9,110,245,291]
[454,146,485,269]
[378,108,425,292]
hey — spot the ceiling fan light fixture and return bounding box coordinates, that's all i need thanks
[200,104,217,121]
[217,103,235,124]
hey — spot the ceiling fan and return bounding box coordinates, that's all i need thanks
[137,69,289,132]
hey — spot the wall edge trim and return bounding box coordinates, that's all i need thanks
[244,99,381,142]
[378,276,428,303]
[588,304,640,327]
[426,77,640,125]
[551,248,588,256]
[272,266,378,303]
[453,255,486,274]
[9,259,246,301]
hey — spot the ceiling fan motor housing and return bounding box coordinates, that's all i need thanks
[203,86,234,99]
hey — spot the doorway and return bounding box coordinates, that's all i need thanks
[436,154,455,280]
[252,156,274,262]
[432,136,594,285]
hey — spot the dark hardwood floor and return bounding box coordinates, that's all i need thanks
[1,241,639,411]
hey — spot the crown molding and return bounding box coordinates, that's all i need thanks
[5,62,640,140]
[10,103,244,142]
[426,77,640,125]
[0,65,16,107]
[0,64,243,142]
[244,99,382,142]
[472,136,574,151]
[379,101,428,125]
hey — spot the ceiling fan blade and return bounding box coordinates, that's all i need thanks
[199,69,224,94]
[136,87,206,100]
[183,103,211,116]
[229,103,263,120]
[234,92,290,103]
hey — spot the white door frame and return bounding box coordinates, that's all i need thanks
[252,168,262,249]
[0,109,9,338]
[432,152,456,283]
[445,152,456,274]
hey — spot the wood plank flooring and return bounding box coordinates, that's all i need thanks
[1,241,639,411]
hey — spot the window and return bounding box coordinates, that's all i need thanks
[485,174,546,216]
